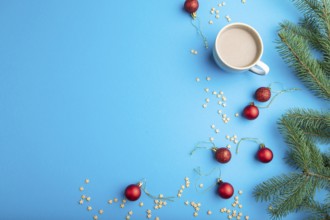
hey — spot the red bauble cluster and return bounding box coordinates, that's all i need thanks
[243,103,259,120]
[217,181,234,199]
[257,145,273,163]
[125,184,141,201]
[214,147,232,163]
[255,87,271,102]
[184,0,199,13]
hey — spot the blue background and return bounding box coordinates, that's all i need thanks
[0,0,327,219]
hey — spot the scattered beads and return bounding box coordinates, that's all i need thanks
[191,49,198,55]
[225,15,232,22]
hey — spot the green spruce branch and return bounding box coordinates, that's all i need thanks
[277,0,330,100]
[253,1,330,219]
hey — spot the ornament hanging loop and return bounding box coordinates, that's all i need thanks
[236,137,264,154]
[257,88,301,109]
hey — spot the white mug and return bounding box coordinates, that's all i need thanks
[213,23,269,75]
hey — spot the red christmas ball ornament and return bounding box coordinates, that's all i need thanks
[125,183,142,201]
[184,0,199,13]
[243,102,259,120]
[214,147,232,163]
[257,145,273,163]
[255,87,271,102]
[217,180,234,199]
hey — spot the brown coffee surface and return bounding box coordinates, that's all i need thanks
[218,27,260,68]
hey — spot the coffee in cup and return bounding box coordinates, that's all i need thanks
[213,23,269,75]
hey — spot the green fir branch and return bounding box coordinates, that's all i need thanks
[277,27,330,99]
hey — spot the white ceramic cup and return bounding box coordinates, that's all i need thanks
[213,23,269,75]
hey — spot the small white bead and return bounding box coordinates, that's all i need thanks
[194,50,198,55]
[185,201,189,205]
[209,20,213,24]
[218,110,222,114]
[227,144,231,149]
[239,204,243,208]
[78,200,83,205]
[216,15,220,19]
[210,10,214,14]
[85,179,90,184]
[194,212,198,217]
[202,104,207,108]
[222,96,227,101]
[99,210,104,214]
[235,196,239,200]
[196,77,200,82]
[211,124,216,129]
[79,187,84,191]
[207,210,212,215]
[206,76,211,81]
[222,2,226,6]
[222,103,227,107]
[218,101,222,105]
[223,114,227,117]
[234,140,238,144]
[226,135,230,139]
[238,190,243,194]
[235,113,239,117]
[216,10,219,14]
[199,183,204,188]
[215,129,220,133]
[93,215,98,220]
[245,216,249,220]
[212,91,217,95]
[87,206,92,211]
[139,202,144,207]
[205,88,210,93]
[206,98,210,103]
[191,49,195,53]
[210,137,214,142]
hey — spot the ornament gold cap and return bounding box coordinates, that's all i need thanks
[137,182,143,187]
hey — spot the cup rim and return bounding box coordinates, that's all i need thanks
[214,22,264,70]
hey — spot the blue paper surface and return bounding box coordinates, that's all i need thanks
[0,0,327,219]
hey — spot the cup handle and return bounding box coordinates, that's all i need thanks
[249,60,270,75]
